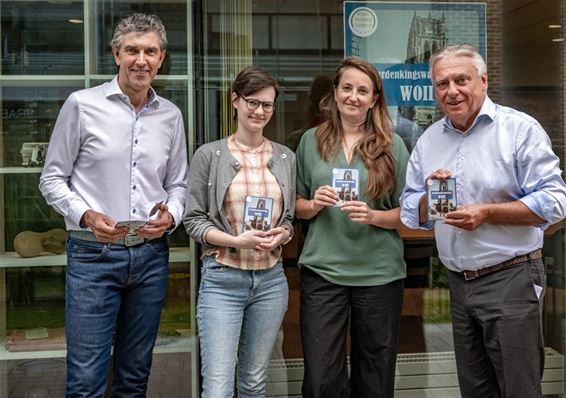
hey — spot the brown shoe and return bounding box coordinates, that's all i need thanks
[13,229,67,258]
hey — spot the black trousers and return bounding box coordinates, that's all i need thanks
[300,266,404,398]
[448,258,546,398]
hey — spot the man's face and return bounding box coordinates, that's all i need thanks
[113,31,165,99]
[432,55,488,131]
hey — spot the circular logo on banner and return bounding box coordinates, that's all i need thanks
[348,7,378,37]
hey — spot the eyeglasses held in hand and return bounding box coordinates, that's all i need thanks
[241,96,275,113]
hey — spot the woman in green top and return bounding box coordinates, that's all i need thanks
[295,56,409,398]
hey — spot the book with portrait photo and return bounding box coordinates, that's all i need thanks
[427,178,457,220]
[332,168,360,207]
[242,195,274,232]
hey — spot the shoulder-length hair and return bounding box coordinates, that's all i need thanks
[316,56,396,200]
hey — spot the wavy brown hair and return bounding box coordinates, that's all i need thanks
[316,56,396,200]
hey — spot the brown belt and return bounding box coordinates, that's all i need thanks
[462,249,543,281]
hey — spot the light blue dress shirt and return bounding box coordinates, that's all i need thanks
[39,76,188,232]
[401,96,566,272]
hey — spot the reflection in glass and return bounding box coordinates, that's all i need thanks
[93,1,188,75]
[1,1,84,75]
[1,83,81,251]
[1,83,81,167]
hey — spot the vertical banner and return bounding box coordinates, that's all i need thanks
[344,2,486,150]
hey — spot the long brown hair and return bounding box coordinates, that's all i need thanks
[316,56,396,200]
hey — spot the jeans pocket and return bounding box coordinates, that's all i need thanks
[67,239,109,262]
[145,237,169,256]
[201,255,228,273]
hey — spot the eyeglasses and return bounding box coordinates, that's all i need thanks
[241,96,275,113]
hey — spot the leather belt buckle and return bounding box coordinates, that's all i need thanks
[124,235,144,247]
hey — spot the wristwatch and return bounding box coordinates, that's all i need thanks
[166,217,176,233]
[281,225,294,245]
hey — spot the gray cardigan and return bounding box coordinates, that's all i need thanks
[183,137,296,252]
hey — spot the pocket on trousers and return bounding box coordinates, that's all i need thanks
[201,255,229,273]
[145,237,169,256]
[67,240,109,262]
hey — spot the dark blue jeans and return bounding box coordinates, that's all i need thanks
[65,236,169,398]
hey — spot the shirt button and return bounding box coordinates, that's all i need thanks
[133,185,137,190]
[134,139,138,144]
[133,162,137,167]
[132,209,137,214]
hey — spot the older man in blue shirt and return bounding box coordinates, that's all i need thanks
[39,13,187,397]
[401,44,566,398]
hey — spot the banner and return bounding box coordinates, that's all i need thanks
[344,1,486,140]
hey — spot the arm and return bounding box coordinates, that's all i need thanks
[340,202,402,229]
[138,113,188,239]
[444,201,544,231]
[39,93,92,226]
[400,142,434,230]
[182,147,218,244]
[160,112,189,231]
[205,228,272,250]
[445,120,566,231]
[258,151,297,250]
[295,187,338,220]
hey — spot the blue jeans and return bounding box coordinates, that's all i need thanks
[197,256,288,398]
[65,236,169,398]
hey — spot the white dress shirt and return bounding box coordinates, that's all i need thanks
[401,96,566,272]
[39,76,188,232]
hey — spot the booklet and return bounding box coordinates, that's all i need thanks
[332,168,359,207]
[427,178,457,220]
[243,195,274,232]
[115,220,147,233]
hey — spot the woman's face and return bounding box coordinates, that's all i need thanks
[334,67,377,125]
[232,86,276,134]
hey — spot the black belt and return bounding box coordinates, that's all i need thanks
[68,230,146,247]
[462,249,542,281]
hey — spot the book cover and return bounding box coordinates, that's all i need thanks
[243,195,274,232]
[427,178,457,220]
[332,168,360,206]
[115,220,147,232]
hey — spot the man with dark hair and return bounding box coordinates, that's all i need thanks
[40,13,187,396]
[401,44,566,397]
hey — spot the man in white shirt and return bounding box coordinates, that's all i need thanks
[401,44,566,397]
[39,13,187,396]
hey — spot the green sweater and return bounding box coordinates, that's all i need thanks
[296,128,409,286]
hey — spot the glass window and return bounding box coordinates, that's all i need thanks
[1,1,84,75]
[0,0,564,396]
[273,16,327,50]
[93,1,188,75]
[1,2,197,397]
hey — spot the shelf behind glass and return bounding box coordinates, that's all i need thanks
[0,247,191,268]
[0,167,42,174]
[0,335,196,361]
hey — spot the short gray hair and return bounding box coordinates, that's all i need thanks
[429,44,487,78]
[109,13,168,51]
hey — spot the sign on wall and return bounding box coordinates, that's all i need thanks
[344,1,486,123]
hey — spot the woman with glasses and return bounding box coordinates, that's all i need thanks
[295,57,409,398]
[184,65,295,397]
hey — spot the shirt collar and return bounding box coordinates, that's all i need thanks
[442,95,495,133]
[105,75,160,109]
